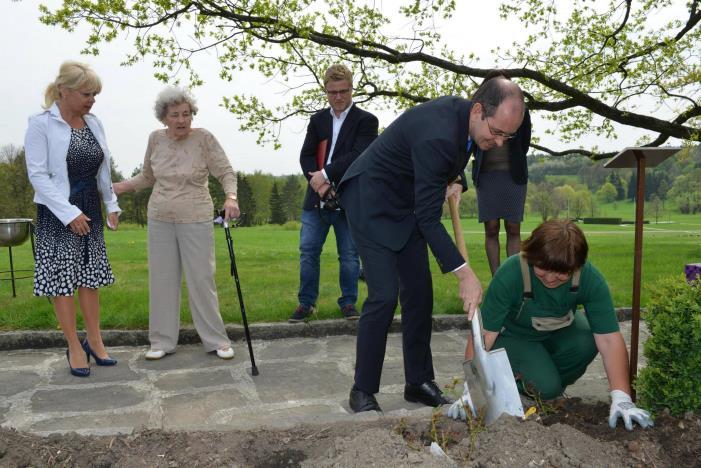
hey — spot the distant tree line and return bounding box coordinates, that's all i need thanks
[0,144,306,226]
[0,146,34,219]
[2,144,699,225]
[524,146,701,221]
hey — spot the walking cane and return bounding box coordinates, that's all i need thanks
[222,217,260,376]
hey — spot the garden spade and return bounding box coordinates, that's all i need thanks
[447,197,522,424]
[467,308,524,424]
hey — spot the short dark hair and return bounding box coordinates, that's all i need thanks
[471,74,523,117]
[521,219,588,273]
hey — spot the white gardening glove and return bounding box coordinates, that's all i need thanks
[608,390,654,430]
[445,382,477,420]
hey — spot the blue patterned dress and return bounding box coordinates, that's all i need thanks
[33,126,115,296]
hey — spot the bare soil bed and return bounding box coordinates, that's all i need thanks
[0,399,699,467]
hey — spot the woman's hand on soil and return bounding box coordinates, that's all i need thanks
[608,390,654,431]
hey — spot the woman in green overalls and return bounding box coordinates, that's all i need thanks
[451,219,652,430]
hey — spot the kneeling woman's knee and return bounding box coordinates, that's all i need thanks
[521,373,563,401]
[573,332,598,364]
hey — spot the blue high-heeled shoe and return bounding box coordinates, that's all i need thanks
[82,339,118,366]
[66,349,90,377]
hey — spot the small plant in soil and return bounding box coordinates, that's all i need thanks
[522,382,558,417]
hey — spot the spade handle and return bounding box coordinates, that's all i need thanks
[448,195,468,264]
[471,308,485,351]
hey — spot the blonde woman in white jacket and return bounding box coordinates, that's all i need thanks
[25,61,121,377]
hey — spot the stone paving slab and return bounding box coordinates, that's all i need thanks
[0,407,8,425]
[0,370,42,398]
[27,411,155,435]
[0,322,645,435]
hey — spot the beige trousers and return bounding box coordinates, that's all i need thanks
[147,219,230,352]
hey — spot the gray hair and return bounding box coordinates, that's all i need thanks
[153,86,199,121]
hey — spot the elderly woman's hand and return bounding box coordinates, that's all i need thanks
[107,212,119,231]
[112,181,131,196]
[223,197,240,221]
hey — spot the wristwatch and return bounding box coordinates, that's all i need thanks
[227,194,238,201]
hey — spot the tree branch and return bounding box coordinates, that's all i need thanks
[41,0,701,154]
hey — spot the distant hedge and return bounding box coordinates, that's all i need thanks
[582,217,622,224]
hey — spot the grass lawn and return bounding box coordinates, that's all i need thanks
[1,204,699,330]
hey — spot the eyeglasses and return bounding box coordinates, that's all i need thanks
[326,88,351,97]
[486,117,516,139]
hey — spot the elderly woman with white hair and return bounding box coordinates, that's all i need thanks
[113,86,239,360]
[25,61,121,377]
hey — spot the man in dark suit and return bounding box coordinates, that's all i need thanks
[339,78,526,412]
[289,64,379,323]
[471,71,533,277]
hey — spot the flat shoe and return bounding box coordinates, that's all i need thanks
[145,349,167,360]
[216,347,235,360]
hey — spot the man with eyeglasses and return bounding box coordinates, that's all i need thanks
[339,76,526,413]
[471,71,532,279]
[289,64,379,323]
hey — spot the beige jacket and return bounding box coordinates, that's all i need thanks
[130,128,237,223]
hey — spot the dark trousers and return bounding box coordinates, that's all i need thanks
[348,220,435,394]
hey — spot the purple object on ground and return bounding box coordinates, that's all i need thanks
[685,263,701,283]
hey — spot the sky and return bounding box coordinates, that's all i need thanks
[0,1,679,177]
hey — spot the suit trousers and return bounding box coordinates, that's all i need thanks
[349,220,435,394]
[147,219,231,352]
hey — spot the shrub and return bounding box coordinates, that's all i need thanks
[281,220,301,231]
[636,275,701,416]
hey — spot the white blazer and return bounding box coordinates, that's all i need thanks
[24,103,121,226]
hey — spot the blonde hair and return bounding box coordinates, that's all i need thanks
[153,86,199,121]
[323,64,353,87]
[43,61,102,109]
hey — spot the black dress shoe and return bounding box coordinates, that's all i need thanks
[349,387,382,413]
[404,381,452,407]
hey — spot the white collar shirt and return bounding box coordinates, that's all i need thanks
[327,102,353,165]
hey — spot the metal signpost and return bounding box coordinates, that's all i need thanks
[604,147,680,400]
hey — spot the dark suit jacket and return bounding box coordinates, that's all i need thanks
[300,104,379,210]
[340,96,474,273]
[471,108,531,187]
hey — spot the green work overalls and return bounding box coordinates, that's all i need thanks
[492,254,598,400]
